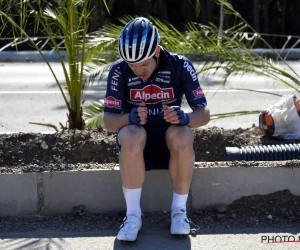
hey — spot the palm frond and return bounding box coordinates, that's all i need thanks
[83,62,113,89]
[81,7,300,125]
[0,0,112,130]
[83,100,105,128]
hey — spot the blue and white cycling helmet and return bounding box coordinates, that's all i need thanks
[118,17,160,64]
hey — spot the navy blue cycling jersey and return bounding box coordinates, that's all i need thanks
[104,47,207,129]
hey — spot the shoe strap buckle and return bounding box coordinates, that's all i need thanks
[119,216,128,229]
[188,218,200,234]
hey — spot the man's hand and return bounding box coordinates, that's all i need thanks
[128,102,147,126]
[162,105,190,126]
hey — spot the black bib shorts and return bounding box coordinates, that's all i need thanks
[116,126,170,171]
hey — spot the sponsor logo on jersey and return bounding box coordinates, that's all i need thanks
[148,108,164,116]
[128,80,142,86]
[111,67,121,91]
[155,77,170,83]
[162,98,177,105]
[127,100,138,106]
[158,70,171,74]
[193,87,205,97]
[130,85,174,104]
[129,76,140,82]
[191,103,207,110]
[104,96,122,108]
[157,74,170,79]
[183,60,198,81]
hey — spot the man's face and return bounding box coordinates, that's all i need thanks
[128,57,157,80]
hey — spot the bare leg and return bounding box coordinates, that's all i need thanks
[116,125,146,241]
[166,125,194,235]
[117,125,147,189]
[166,125,195,195]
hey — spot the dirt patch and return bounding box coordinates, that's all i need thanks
[1,126,300,173]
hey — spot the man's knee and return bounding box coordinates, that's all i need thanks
[166,125,194,151]
[118,125,147,150]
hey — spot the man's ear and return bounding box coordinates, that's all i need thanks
[155,46,161,57]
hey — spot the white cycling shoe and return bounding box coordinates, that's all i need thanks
[117,215,142,241]
[170,208,191,235]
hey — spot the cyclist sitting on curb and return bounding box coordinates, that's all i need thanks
[103,17,210,241]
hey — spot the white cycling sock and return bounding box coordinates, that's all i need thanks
[123,186,142,219]
[171,191,188,211]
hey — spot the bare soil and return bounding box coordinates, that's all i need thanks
[2,126,300,173]
[1,126,300,233]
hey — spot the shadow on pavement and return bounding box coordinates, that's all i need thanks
[1,227,300,250]
[1,227,300,238]
[0,230,192,250]
[112,230,191,250]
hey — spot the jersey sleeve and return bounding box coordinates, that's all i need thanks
[104,61,125,114]
[180,57,207,110]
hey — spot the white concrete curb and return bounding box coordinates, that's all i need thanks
[1,49,300,62]
[1,164,300,216]
[0,51,68,62]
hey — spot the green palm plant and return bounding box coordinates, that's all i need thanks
[2,0,299,129]
[83,1,300,126]
[0,0,109,130]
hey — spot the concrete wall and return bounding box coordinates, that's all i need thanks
[1,164,300,216]
[0,173,38,215]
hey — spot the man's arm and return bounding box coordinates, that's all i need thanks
[186,106,210,128]
[163,105,210,128]
[104,103,148,132]
[179,57,210,128]
[103,113,129,133]
[103,61,129,133]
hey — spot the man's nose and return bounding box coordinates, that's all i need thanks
[135,67,143,74]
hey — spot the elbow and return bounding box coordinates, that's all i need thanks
[103,114,118,133]
[192,107,210,128]
[103,115,111,132]
[204,109,210,126]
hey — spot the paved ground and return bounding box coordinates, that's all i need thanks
[1,228,300,250]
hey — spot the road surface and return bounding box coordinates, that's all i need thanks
[0,61,299,133]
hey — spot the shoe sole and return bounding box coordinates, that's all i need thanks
[171,229,190,235]
[119,239,137,243]
[117,230,141,242]
[117,236,138,242]
[171,231,190,236]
